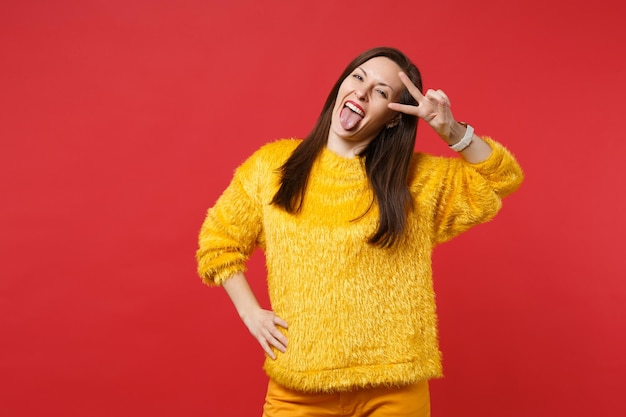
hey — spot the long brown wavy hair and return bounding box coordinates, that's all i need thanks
[271,47,423,248]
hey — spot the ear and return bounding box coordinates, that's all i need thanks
[385,115,400,129]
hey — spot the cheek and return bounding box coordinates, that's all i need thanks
[331,100,343,117]
[371,103,394,122]
[338,79,352,93]
[334,83,351,107]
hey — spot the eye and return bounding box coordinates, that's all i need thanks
[376,89,388,99]
[352,74,363,81]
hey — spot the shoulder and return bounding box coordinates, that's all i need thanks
[406,151,466,194]
[246,139,301,166]
[256,139,302,160]
[235,139,302,177]
[408,152,451,180]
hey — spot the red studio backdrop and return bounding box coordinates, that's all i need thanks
[1,1,625,416]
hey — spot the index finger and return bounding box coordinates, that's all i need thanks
[398,71,424,102]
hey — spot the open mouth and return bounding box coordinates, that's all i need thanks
[340,100,365,130]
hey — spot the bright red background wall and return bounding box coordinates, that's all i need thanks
[1,1,624,416]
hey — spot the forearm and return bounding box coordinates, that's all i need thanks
[222,272,262,322]
[445,122,492,164]
[221,271,288,359]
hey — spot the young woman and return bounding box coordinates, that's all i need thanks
[196,47,523,417]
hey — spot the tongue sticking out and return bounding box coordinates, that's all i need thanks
[340,106,363,130]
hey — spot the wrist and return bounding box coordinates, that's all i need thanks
[444,121,467,145]
[448,122,474,152]
[238,303,262,323]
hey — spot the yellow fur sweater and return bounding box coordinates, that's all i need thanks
[196,137,523,392]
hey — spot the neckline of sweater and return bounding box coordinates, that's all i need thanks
[316,146,367,181]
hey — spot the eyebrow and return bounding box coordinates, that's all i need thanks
[357,67,395,92]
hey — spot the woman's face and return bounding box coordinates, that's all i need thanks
[328,56,404,152]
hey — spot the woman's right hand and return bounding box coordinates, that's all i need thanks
[240,307,288,360]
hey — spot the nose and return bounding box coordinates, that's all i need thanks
[355,88,367,101]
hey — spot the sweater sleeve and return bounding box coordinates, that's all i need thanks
[195,153,264,286]
[430,136,524,245]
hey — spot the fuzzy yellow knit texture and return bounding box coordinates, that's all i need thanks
[197,138,523,392]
